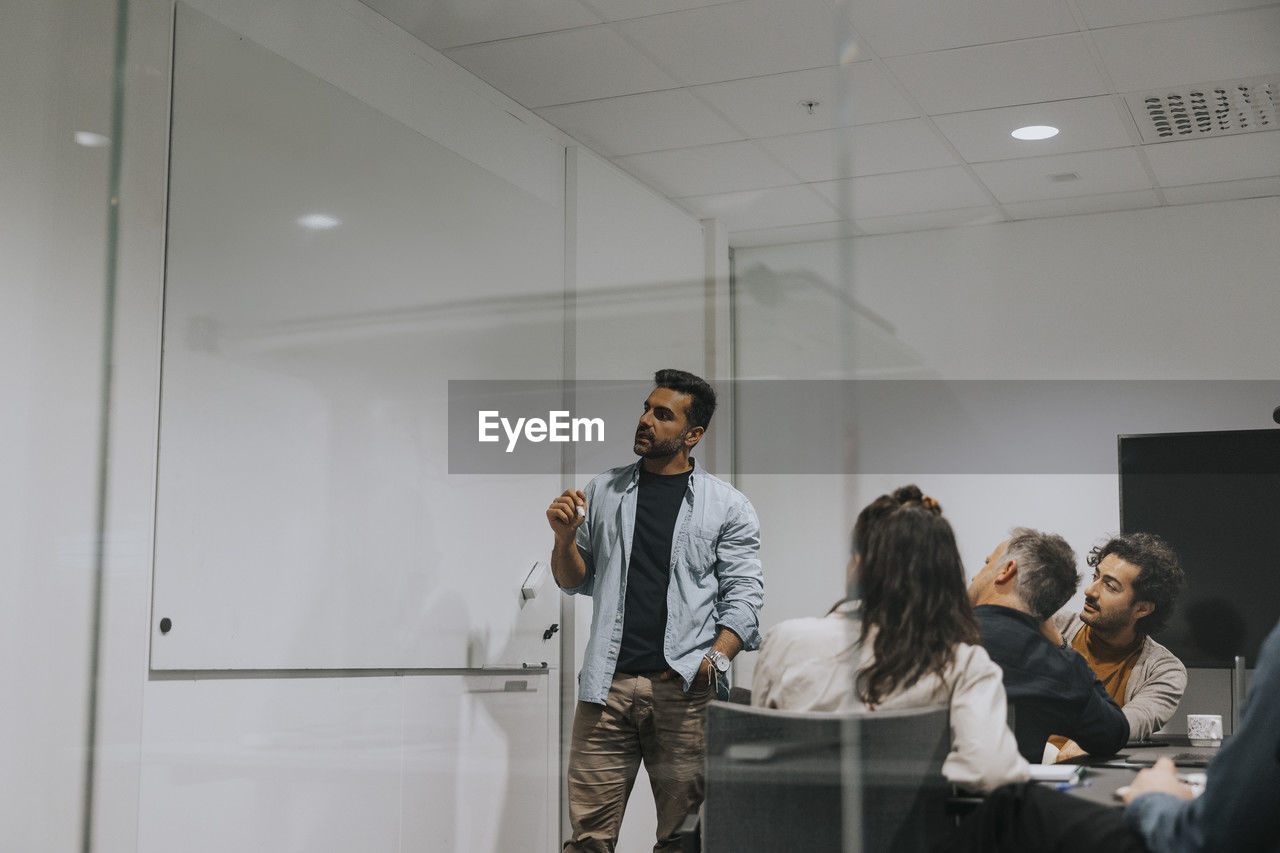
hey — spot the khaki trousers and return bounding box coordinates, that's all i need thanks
[564,672,711,853]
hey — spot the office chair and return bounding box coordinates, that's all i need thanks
[700,702,952,853]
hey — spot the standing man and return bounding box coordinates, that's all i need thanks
[968,528,1129,763]
[546,369,764,853]
[1046,532,1186,761]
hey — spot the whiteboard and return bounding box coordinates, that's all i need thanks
[151,5,565,670]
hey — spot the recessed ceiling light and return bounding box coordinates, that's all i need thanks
[1011,125,1060,141]
[74,131,111,148]
[297,213,341,230]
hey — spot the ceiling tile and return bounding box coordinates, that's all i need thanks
[834,0,1079,57]
[853,206,1004,235]
[757,118,958,182]
[1003,190,1160,219]
[444,26,678,108]
[674,184,840,231]
[615,0,856,86]
[391,0,1276,239]
[814,166,993,218]
[971,147,1153,202]
[887,34,1111,114]
[1162,176,1280,205]
[932,96,1134,163]
[1144,132,1280,186]
[729,220,859,248]
[692,63,917,139]
[612,140,799,197]
[1074,0,1277,30]
[1092,8,1280,93]
[358,0,602,50]
[580,0,728,22]
[536,89,743,156]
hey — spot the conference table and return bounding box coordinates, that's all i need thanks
[941,736,1222,823]
[1054,736,1221,806]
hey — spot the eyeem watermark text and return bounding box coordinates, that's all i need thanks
[478,410,605,452]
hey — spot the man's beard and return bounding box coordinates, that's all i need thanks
[634,428,689,459]
[1081,599,1133,632]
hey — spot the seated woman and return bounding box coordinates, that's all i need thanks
[752,485,1029,793]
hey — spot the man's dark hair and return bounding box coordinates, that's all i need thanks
[653,369,717,431]
[1088,532,1184,635]
[1005,527,1079,621]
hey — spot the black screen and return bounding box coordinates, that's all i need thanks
[1119,429,1280,668]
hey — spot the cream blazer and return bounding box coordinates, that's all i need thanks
[752,601,1030,793]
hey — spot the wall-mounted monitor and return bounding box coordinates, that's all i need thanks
[1119,428,1280,668]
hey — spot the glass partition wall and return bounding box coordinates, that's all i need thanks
[730,7,1280,853]
[65,1,723,851]
[14,0,1278,850]
[2,0,127,849]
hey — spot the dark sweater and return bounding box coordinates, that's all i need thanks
[975,604,1129,763]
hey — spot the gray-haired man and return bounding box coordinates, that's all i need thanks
[967,528,1128,763]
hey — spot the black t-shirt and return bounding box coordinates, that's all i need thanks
[616,467,691,674]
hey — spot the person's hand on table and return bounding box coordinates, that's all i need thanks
[1053,739,1088,764]
[1119,757,1195,804]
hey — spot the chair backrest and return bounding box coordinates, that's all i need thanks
[703,702,952,853]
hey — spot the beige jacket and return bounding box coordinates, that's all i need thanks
[1053,611,1187,742]
[752,601,1030,793]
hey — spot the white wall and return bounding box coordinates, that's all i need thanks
[0,1,119,848]
[741,198,1280,381]
[733,199,1280,686]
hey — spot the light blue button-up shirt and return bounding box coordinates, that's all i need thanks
[562,458,764,704]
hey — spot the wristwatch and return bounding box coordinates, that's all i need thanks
[705,649,732,675]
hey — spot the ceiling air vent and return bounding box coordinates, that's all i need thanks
[1124,76,1277,144]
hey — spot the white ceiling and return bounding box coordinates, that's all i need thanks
[360,0,1280,247]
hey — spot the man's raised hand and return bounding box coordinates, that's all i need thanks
[547,489,587,538]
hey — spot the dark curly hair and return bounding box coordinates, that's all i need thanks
[1087,532,1185,635]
